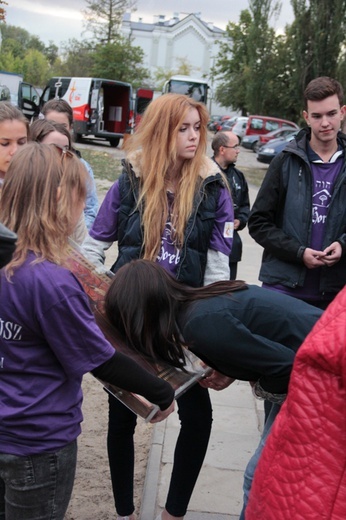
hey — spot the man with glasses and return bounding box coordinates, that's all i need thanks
[212,131,250,279]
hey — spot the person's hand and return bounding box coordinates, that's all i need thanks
[302,247,326,268]
[234,219,241,230]
[321,241,342,266]
[199,370,236,390]
[149,400,175,423]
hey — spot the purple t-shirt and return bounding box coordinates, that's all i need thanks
[0,252,115,455]
[90,180,234,277]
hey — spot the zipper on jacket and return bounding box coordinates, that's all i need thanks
[177,175,221,280]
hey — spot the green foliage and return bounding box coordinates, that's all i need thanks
[174,57,194,76]
[212,0,346,121]
[153,58,195,90]
[213,6,284,116]
[289,0,346,86]
[154,66,175,90]
[0,49,22,74]
[22,49,50,86]
[91,38,149,87]
[0,24,62,87]
[0,18,149,90]
[58,39,96,77]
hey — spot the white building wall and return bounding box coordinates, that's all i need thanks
[121,12,234,115]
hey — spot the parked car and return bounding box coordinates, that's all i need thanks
[213,114,234,133]
[217,118,238,132]
[245,115,299,137]
[207,114,222,130]
[231,116,248,141]
[243,127,298,152]
[257,132,298,164]
[258,126,299,146]
[241,134,261,151]
[0,84,11,102]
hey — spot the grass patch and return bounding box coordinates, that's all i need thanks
[78,147,267,189]
[78,149,123,182]
[241,166,267,188]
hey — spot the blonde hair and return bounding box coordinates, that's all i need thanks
[0,142,87,275]
[124,93,210,260]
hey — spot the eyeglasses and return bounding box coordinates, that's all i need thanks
[222,144,240,150]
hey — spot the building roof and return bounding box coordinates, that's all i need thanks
[122,12,225,35]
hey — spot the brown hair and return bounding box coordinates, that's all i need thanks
[41,98,74,128]
[123,93,211,260]
[0,101,28,131]
[29,118,72,148]
[0,142,87,275]
[304,77,344,110]
[105,259,246,367]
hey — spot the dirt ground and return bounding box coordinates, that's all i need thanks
[65,374,152,519]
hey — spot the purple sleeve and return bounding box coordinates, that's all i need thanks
[208,186,234,256]
[38,273,115,378]
[89,180,121,243]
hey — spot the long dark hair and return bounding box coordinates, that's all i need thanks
[105,260,246,368]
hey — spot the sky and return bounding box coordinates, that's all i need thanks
[5,0,294,47]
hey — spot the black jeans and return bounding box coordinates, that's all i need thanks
[107,383,212,517]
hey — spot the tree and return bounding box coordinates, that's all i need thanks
[153,57,197,90]
[58,39,95,77]
[213,1,285,117]
[83,0,136,43]
[0,25,35,56]
[0,48,22,74]
[0,1,7,22]
[44,41,59,67]
[91,37,149,87]
[289,0,346,86]
[22,49,50,86]
[213,10,252,114]
[245,0,282,114]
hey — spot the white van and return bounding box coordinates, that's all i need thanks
[41,77,134,147]
[232,117,249,142]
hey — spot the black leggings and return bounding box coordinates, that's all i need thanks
[107,383,213,517]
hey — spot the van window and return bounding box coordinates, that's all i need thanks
[250,118,264,130]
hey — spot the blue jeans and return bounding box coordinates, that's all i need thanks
[0,440,77,520]
[239,403,281,520]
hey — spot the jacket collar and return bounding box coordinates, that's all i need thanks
[124,152,222,181]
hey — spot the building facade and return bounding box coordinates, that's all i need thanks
[121,11,231,115]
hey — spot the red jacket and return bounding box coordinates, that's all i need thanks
[247,286,346,520]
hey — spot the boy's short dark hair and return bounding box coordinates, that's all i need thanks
[304,77,344,110]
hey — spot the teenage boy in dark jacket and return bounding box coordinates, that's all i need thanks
[249,76,346,310]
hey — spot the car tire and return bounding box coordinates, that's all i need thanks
[74,133,83,143]
[253,141,261,153]
[109,137,120,147]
